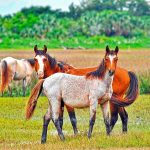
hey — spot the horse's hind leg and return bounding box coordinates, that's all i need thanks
[119,107,128,133]
[41,107,51,144]
[66,105,78,135]
[51,98,65,141]
[108,102,119,133]
[88,100,98,138]
[101,100,112,135]
[59,100,64,130]
[59,101,78,135]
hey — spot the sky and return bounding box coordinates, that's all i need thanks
[0,0,80,16]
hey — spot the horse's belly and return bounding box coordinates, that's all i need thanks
[63,95,90,108]
[13,73,25,80]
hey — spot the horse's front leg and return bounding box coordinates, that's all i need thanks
[101,100,111,135]
[66,105,78,135]
[101,87,113,135]
[22,78,26,97]
[88,98,98,138]
[41,107,51,144]
[8,84,12,96]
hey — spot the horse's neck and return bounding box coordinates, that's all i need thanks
[103,70,114,87]
[24,61,34,74]
[45,63,60,78]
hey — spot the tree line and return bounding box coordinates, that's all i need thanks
[0,0,149,40]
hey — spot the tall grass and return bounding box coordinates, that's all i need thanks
[138,70,150,94]
[1,73,38,97]
[1,71,149,97]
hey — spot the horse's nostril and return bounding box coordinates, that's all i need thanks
[37,71,44,78]
[109,70,114,76]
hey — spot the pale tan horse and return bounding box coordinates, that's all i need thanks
[0,57,35,96]
[26,47,119,142]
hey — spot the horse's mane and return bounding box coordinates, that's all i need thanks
[57,61,65,72]
[86,59,106,79]
[27,59,35,67]
[57,61,73,72]
[46,54,57,69]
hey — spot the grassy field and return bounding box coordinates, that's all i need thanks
[0,49,150,149]
[0,95,150,149]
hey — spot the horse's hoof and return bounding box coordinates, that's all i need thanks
[59,134,65,141]
[41,139,46,144]
[106,132,111,136]
[74,129,78,135]
[123,131,127,134]
[87,133,91,139]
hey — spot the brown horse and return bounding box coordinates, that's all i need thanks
[0,57,35,96]
[26,47,119,141]
[31,45,138,143]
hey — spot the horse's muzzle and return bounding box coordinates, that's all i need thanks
[108,70,115,76]
[37,71,44,79]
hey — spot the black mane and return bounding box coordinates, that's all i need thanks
[27,59,35,67]
[86,59,106,79]
[47,54,57,69]
[57,61,65,72]
[57,61,72,72]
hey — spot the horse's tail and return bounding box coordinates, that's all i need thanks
[0,60,10,93]
[25,79,44,120]
[111,71,139,107]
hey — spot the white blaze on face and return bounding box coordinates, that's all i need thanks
[35,55,46,77]
[108,55,116,67]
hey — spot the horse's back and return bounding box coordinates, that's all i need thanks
[43,73,84,87]
[2,57,17,65]
[2,57,27,79]
[1,57,17,73]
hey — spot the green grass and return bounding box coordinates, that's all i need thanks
[0,36,150,50]
[139,70,150,94]
[0,95,150,149]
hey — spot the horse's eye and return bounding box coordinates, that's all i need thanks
[34,58,37,62]
[114,57,118,61]
[43,58,47,62]
[105,57,109,60]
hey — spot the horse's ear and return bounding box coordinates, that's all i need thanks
[106,45,110,54]
[43,45,47,53]
[34,45,38,53]
[115,46,119,54]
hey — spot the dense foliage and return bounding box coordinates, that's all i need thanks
[0,0,150,49]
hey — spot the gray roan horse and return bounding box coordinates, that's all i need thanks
[26,47,119,142]
[0,57,35,96]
